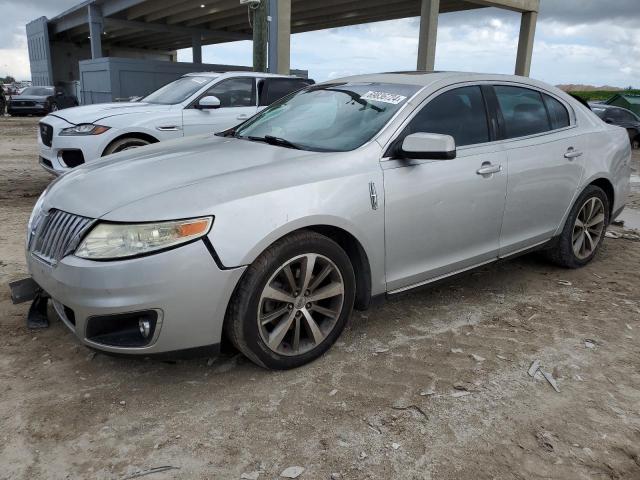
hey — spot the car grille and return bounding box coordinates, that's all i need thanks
[29,210,93,265]
[39,123,53,147]
[14,100,36,107]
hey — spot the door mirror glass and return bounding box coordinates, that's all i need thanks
[400,133,456,160]
[197,96,221,109]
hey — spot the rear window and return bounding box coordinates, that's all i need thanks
[543,94,570,130]
[495,85,551,139]
[259,78,314,106]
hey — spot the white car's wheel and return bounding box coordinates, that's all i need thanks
[104,137,151,155]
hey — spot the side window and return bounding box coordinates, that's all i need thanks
[543,94,570,130]
[494,86,551,139]
[259,79,311,106]
[203,78,256,108]
[403,86,490,147]
[609,108,635,122]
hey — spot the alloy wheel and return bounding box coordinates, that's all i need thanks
[258,253,345,356]
[572,197,606,260]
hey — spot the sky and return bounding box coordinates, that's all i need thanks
[1,0,638,88]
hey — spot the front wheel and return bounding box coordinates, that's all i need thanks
[546,185,609,268]
[49,102,58,112]
[225,231,356,369]
[632,137,640,150]
[103,137,151,155]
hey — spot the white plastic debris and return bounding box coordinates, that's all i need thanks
[451,391,471,398]
[419,389,435,396]
[359,451,368,460]
[241,472,260,480]
[471,354,485,362]
[584,340,596,349]
[280,466,305,478]
[391,443,401,450]
[541,371,560,393]
[605,231,620,239]
[528,360,541,377]
[450,348,463,354]
[329,389,338,396]
[557,280,572,286]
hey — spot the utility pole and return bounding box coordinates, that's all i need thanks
[252,1,268,72]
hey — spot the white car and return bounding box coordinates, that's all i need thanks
[37,72,313,175]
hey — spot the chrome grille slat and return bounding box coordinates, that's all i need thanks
[29,210,93,264]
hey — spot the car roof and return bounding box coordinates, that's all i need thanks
[183,71,305,79]
[324,71,562,91]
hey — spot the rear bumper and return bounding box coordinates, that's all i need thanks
[27,240,246,355]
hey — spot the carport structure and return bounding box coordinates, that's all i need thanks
[47,0,539,76]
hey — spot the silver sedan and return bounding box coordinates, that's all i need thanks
[23,72,631,369]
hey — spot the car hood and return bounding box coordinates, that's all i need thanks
[42,134,322,220]
[51,102,173,124]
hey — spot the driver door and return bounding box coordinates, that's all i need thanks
[182,77,259,137]
[383,85,508,292]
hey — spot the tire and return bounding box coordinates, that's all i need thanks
[225,230,356,370]
[632,136,640,150]
[103,137,151,155]
[49,102,58,112]
[546,185,610,268]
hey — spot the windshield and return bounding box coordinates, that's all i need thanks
[234,82,421,152]
[142,76,213,105]
[21,87,54,96]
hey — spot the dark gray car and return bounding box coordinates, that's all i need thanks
[8,86,77,116]
[591,104,640,149]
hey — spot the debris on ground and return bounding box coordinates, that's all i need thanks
[280,466,305,478]
[557,280,573,286]
[329,389,338,396]
[391,442,401,450]
[450,348,463,354]
[528,360,541,377]
[419,388,436,396]
[471,354,485,362]
[584,339,597,349]
[541,370,560,393]
[359,451,368,460]
[121,466,180,479]
[391,404,428,419]
[536,431,555,452]
[241,472,260,480]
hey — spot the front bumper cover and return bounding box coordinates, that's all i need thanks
[26,239,245,355]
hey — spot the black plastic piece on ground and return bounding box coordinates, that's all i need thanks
[9,277,40,304]
[27,293,50,329]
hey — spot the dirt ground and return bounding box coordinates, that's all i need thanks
[1,116,639,480]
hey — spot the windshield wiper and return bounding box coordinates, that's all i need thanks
[242,135,305,150]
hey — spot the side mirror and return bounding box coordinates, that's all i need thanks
[604,117,615,124]
[55,90,64,97]
[197,95,221,109]
[400,133,456,160]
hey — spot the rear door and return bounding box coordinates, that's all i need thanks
[182,77,258,136]
[494,85,587,256]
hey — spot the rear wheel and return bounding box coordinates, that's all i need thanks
[104,137,151,155]
[225,231,356,369]
[546,185,609,268]
[632,136,640,150]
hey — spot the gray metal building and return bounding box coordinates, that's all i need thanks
[27,0,539,104]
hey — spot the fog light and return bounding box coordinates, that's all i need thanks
[139,319,151,339]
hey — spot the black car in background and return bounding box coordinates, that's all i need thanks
[591,104,640,149]
[7,86,78,116]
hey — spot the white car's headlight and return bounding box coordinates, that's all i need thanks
[60,124,111,136]
[75,217,213,260]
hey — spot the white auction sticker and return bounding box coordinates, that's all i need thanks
[360,91,407,105]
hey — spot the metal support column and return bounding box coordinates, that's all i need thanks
[416,0,439,71]
[192,33,202,64]
[267,0,291,75]
[515,11,537,76]
[88,3,103,59]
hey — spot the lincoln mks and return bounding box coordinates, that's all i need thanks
[21,72,631,369]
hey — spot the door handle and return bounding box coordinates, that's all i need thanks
[564,148,583,159]
[237,114,250,120]
[476,162,502,176]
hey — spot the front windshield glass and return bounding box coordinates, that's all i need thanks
[22,87,54,96]
[142,76,213,105]
[234,82,421,152]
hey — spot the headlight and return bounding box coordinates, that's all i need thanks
[60,124,111,136]
[75,217,213,260]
